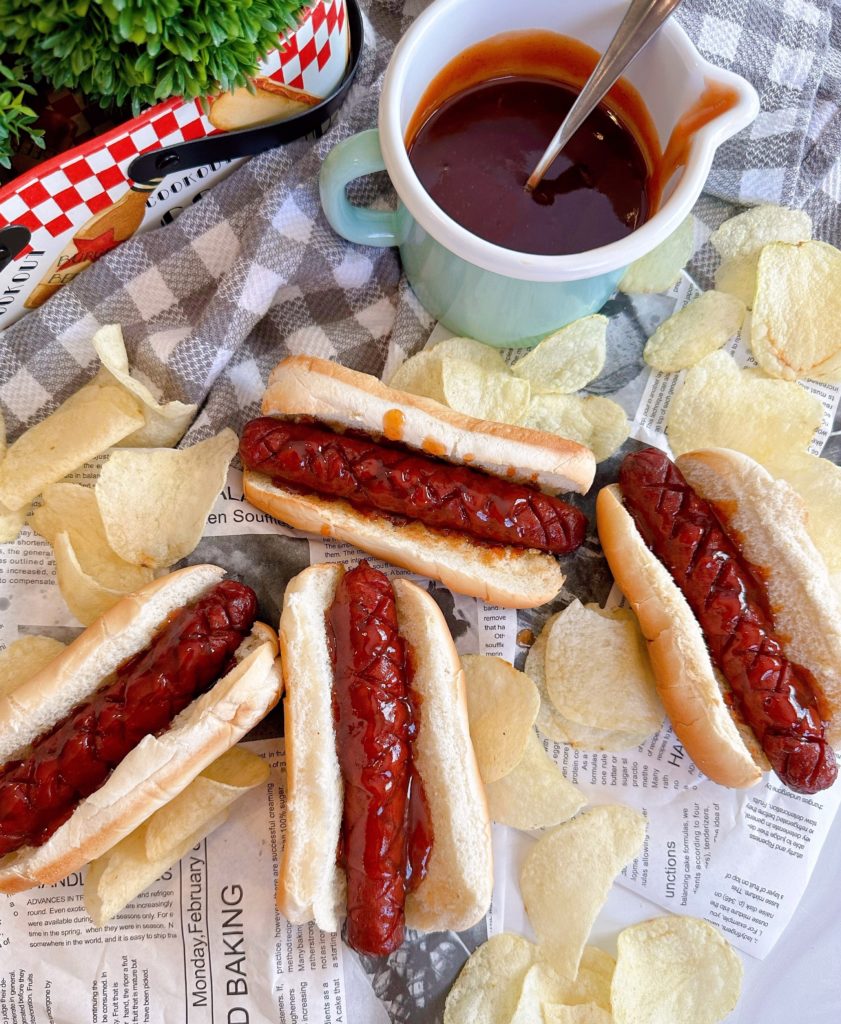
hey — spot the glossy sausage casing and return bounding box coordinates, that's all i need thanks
[329,561,413,955]
[0,581,258,856]
[328,561,434,956]
[240,418,586,555]
[619,448,837,794]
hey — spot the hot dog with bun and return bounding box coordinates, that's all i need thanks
[277,560,492,956]
[0,564,282,893]
[239,356,595,609]
[597,447,841,793]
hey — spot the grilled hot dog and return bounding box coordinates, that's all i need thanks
[239,356,596,608]
[241,419,586,555]
[597,448,841,792]
[277,561,491,955]
[0,565,282,893]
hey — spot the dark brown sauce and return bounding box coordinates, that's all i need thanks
[405,31,741,255]
[408,76,650,255]
[405,31,659,256]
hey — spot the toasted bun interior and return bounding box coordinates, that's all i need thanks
[276,563,346,932]
[244,471,566,609]
[596,485,763,789]
[0,566,282,892]
[276,565,493,937]
[261,355,595,495]
[677,448,841,746]
[394,578,492,932]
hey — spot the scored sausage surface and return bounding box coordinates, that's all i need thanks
[240,418,586,554]
[328,561,413,956]
[619,448,837,794]
[0,580,258,856]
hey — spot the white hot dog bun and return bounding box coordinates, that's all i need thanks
[0,564,282,893]
[596,448,841,789]
[277,563,492,938]
[242,356,596,609]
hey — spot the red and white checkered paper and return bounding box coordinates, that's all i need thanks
[0,0,348,324]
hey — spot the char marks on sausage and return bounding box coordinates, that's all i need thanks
[619,448,836,794]
[0,580,258,856]
[328,561,414,956]
[240,418,585,555]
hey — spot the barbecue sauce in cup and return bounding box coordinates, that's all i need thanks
[405,31,728,257]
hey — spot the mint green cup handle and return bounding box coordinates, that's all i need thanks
[319,129,400,247]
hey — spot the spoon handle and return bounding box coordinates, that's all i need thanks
[526,0,684,190]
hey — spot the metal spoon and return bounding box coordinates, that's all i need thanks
[525,0,685,192]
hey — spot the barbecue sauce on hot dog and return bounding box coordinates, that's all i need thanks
[327,561,432,956]
[619,449,837,794]
[0,581,258,856]
[240,418,585,555]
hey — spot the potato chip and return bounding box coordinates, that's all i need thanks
[665,350,822,461]
[0,635,65,699]
[52,531,133,625]
[611,917,742,1024]
[145,746,269,860]
[713,257,756,307]
[527,617,649,751]
[442,358,531,423]
[751,240,841,382]
[520,393,629,461]
[462,654,540,783]
[0,382,144,511]
[388,351,446,404]
[710,205,811,307]
[619,217,694,294]
[521,806,646,980]
[32,483,153,592]
[84,746,268,926]
[95,429,238,568]
[508,964,568,1024]
[93,324,197,446]
[485,729,585,830]
[0,502,26,543]
[762,451,841,572]
[545,600,663,736]
[444,933,538,1024]
[511,316,607,394]
[711,205,812,264]
[643,291,745,372]
[550,946,616,1009]
[430,336,509,373]
[85,813,228,927]
[543,1005,614,1024]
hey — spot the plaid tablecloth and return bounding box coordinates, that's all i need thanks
[1,0,840,443]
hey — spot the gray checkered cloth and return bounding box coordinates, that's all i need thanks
[1,0,840,435]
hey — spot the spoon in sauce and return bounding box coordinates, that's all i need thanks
[526,0,685,192]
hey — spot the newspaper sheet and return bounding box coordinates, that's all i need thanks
[2,275,841,1021]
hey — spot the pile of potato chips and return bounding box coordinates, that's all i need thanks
[462,654,585,830]
[444,804,742,1024]
[388,331,630,463]
[460,624,662,823]
[0,324,238,624]
[85,746,268,925]
[623,204,841,575]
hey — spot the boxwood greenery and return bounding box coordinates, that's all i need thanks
[0,0,309,166]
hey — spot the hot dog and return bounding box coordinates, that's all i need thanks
[277,560,492,955]
[597,447,841,792]
[239,356,596,609]
[0,565,282,892]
